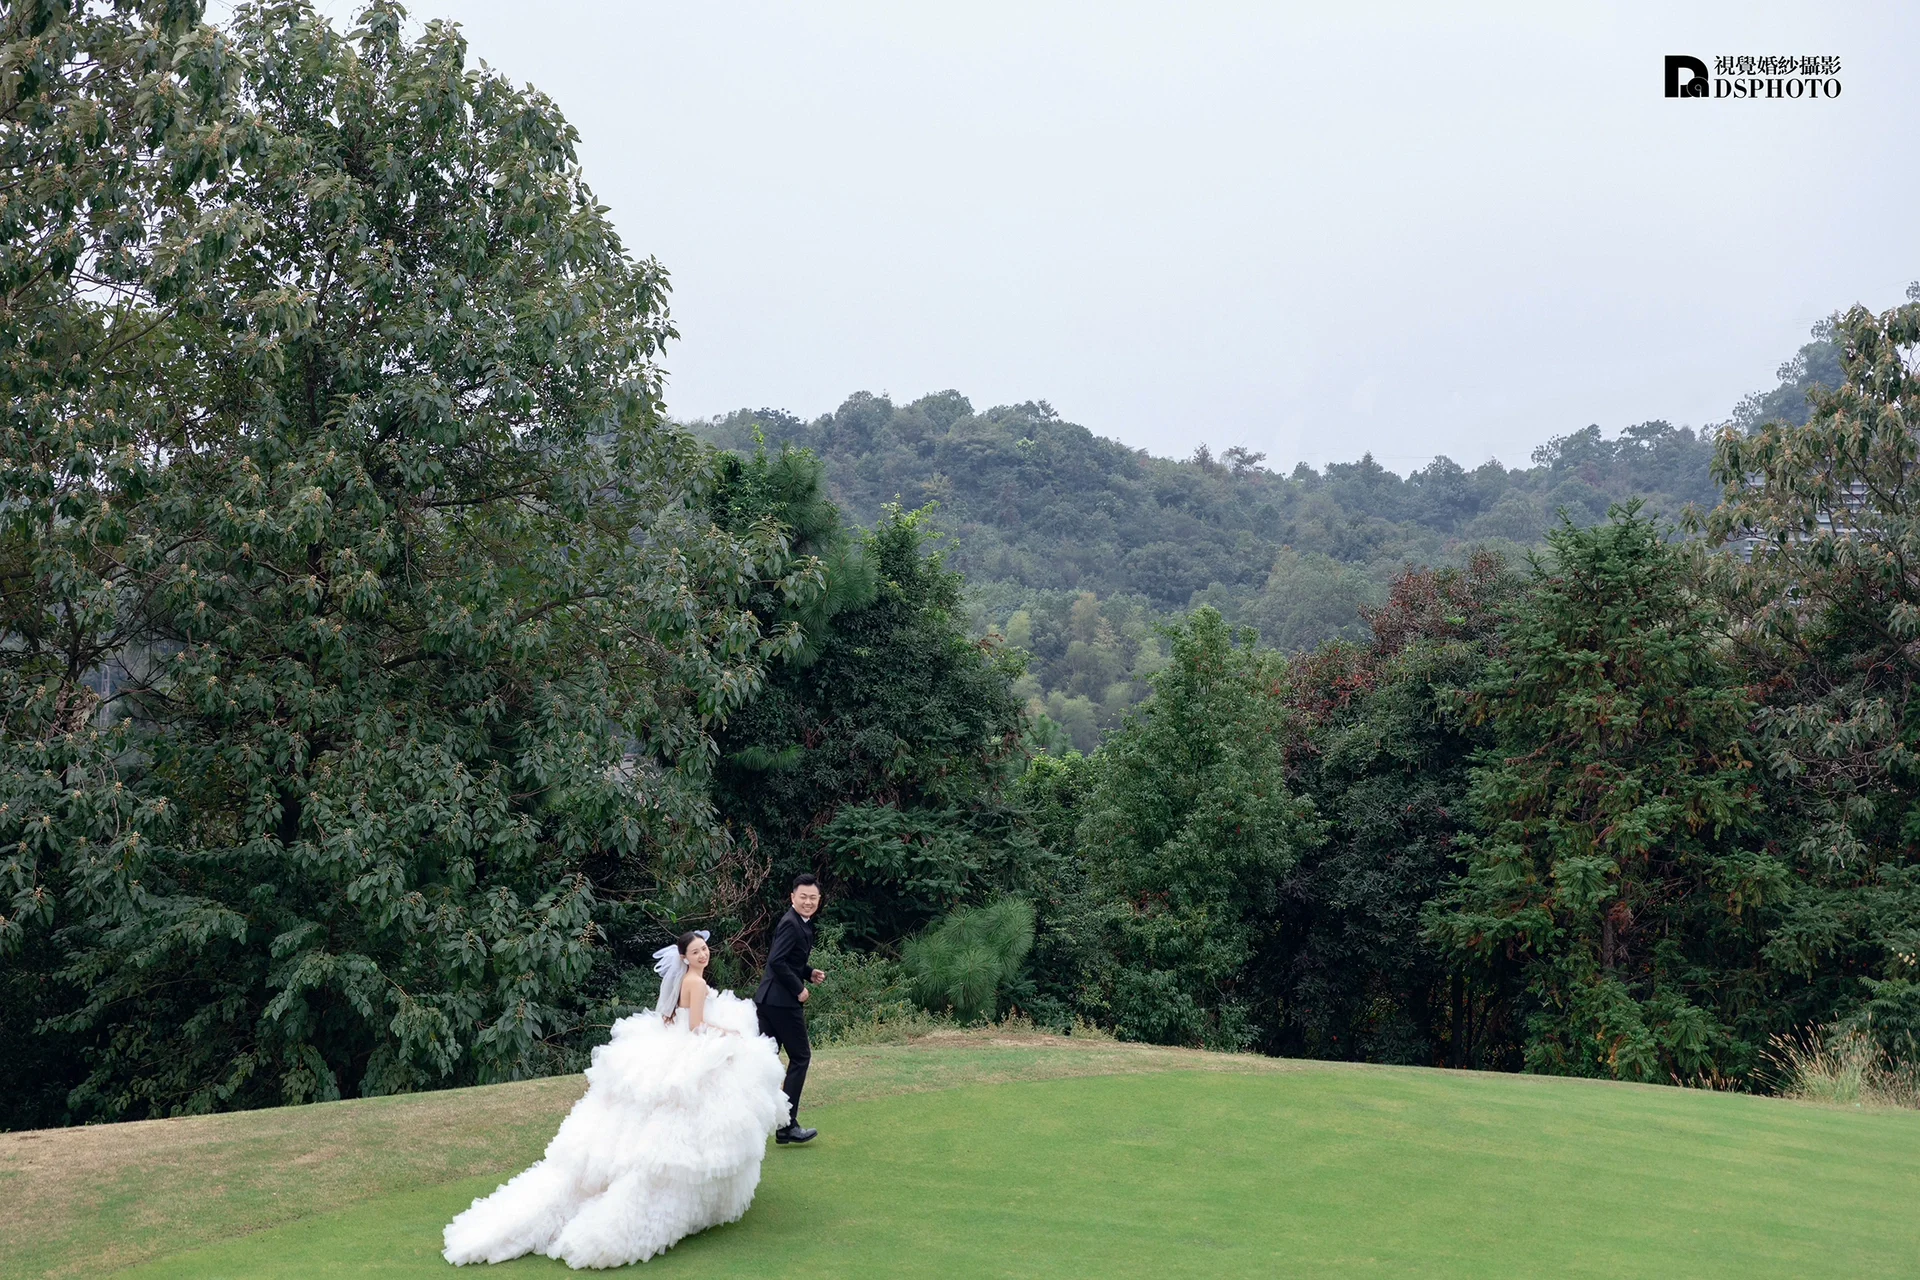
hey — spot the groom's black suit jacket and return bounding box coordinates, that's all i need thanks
[754,908,818,1009]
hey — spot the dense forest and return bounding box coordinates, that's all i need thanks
[6,0,1915,1132]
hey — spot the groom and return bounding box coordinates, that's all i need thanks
[756,873,827,1145]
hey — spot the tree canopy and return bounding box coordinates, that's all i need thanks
[1,0,811,1124]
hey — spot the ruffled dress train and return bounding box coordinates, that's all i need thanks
[443,991,789,1269]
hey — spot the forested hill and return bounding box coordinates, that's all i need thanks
[688,327,1836,750]
[691,323,1838,622]
[693,396,1720,615]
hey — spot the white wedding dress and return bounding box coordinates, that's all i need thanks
[443,990,789,1269]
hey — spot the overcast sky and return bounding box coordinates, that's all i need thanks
[306,1,1918,471]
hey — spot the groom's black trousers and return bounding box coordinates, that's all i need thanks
[755,1000,812,1126]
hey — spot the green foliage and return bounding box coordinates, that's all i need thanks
[697,397,1718,614]
[1427,507,1767,1082]
[710,503,1030,950]
[903,897,1036,1022]
[1705,290,1920,1060]
[0,0,252,1128]
[991,588,1165,750]
[1246,549,1387,652]
[789,942,947,1045]
[0,1,809,1125]
[694,397,1717,754]
[1075,608,1320,1048]
[1267,552,1523,1067]
[1004,750,1114,1031]
[1729,322,1844,432]
[707,442,876,666]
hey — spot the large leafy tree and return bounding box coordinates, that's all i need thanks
[1428,508,1770,1082]
[2,0,809,1124]
[1706,290,1920,1051]
[0,0,249,1128]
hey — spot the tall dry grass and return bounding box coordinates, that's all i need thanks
[1765,1024,1920,1109]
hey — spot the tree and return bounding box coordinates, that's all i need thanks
[706,442,876,666]
[1729,319,1844,433]
[1009,748,1108,1029]
[1,1,809,1124]
[710,505,1029,952]
[1707,291,1920,1054]
[0,0,252,1127]
[1267,552,1521,1067]
[1077,607,1319,1049]
[903,897,1035,1022]
[1428,507,1768,1082]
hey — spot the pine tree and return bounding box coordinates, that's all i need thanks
[903,897,1036,1022]
[710,505,1029,952]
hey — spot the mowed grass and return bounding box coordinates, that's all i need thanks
[0,1032,1276,1278]
[8,1036,1920,1279]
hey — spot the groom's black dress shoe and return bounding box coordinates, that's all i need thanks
[775,1125,817,1145]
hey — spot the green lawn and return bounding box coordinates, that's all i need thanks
[8,1036,1920,1278]
[0,1033,1277,1278]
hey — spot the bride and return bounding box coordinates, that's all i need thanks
[443,931,790,1269]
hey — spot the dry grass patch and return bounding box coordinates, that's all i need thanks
[1766,1025,1920,1111]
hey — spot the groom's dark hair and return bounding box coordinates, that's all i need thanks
[791,873,819,891]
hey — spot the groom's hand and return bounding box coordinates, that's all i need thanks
[797,987,809,1003]
[810,969,826,983]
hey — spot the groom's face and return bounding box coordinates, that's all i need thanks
[791,885,821,919]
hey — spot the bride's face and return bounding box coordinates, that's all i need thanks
[684,937,710,971]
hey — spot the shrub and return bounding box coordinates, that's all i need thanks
[904,898,1037,1022]
[800,944,948,1045]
